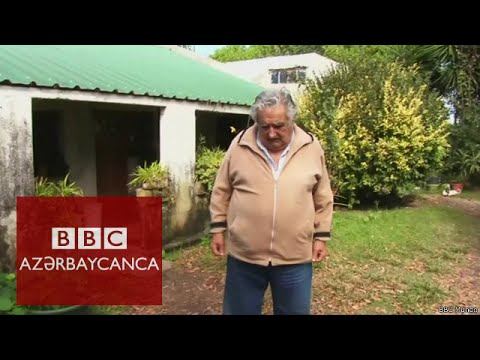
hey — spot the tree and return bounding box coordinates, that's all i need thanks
[322,45,412,64]
[210,45,253,62]
[405,45,480,124]
[211,45,324,62]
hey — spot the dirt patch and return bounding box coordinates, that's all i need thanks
[127,266,225,315]
[422,194,480,218]
[420,194,480,314]
[432,251,480,315]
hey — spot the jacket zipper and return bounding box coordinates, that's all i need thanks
[269,167,278,263]
[270,178,277,263]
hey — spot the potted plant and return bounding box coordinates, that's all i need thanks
[450,178,466,193]
[128,161,174,204]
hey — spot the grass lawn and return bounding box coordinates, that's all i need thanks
[313,205,478,314]
[173,204,480,315]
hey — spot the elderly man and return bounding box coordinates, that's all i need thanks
[209,87,334,315]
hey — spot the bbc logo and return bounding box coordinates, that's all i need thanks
[52,227,127,250]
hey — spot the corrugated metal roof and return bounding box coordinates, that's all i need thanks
[0,45,264,106]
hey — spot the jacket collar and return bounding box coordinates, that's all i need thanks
[238,123,313,156]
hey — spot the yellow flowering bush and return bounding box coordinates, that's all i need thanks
[298,59,450,207]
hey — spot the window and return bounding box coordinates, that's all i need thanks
[270,67,307,84]
[297,69,306,82]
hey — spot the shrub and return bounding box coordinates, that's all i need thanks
[0,272,28,315]
[298,58,451,207]
[195,136,226,194]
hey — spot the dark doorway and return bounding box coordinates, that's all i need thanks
[32,110,69,181]
[95,132,130,196]
[94,109,159,196]
[195,111,249,150]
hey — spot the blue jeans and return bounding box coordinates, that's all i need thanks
[223,255,313,315]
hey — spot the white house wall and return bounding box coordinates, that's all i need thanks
[61,102,98,196]
[223,53,339,99]
[160,104,196,182]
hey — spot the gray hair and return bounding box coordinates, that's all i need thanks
[249,87,297,124]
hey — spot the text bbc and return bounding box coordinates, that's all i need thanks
[52,227,127,249]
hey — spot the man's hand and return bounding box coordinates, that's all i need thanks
[312,240,328,262]
[211,232,226,257]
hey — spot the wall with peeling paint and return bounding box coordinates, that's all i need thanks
[159,103,210,244]
[0,91,35,272]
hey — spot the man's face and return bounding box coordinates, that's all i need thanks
[257,105,294,152]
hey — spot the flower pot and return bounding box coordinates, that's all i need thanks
[136,188,154,197]
[451,183,464,192]
[142,179,168,190]
[142,182,157,190]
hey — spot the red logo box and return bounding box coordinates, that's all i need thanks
[16,197,163,305]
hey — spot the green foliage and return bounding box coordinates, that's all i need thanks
[323,45,405,65]
[211,45,324,62]
[261,45,324,57]
[403,45,480,122]
[211,45,418,67]
[128,161,170,190]
[0,273,28,315]
[298,57,451,207]
[447,144,480,182]
[211,45,253,62]
[195,136,226,194]
[128,161,175,203]
[35,174,84,196]
[442,103,480,183]
[0,273,82,315]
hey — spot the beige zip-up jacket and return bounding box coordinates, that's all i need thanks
[209,124,334,266]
